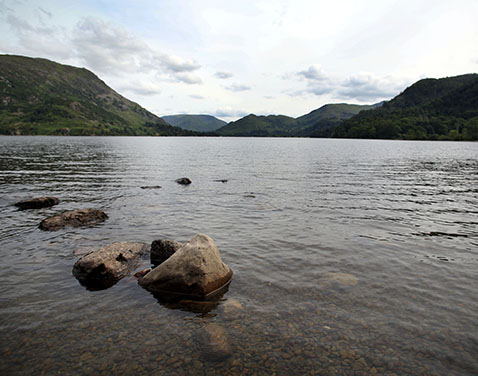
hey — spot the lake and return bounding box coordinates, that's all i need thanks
[0,136,477,375]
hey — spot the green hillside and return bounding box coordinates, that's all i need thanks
[296,103,379,136]
[162,114,226,132]
[0,55,193,136]
[323,74,478,140]
[217,114,298,136]
[216,103,375,137]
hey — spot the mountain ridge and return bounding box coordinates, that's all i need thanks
[0,54,194,136]
[162,114,226,132]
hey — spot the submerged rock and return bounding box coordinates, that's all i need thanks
[15,196,59,210]
[176,177,192,185]
[39,208,108,231]
[197,323,232,361]
[221,298,244,321]
[73,242,149,290]
[139,234,233,300]
[325,273,358,286]
[151,239,183,266]
[178,299,220,314]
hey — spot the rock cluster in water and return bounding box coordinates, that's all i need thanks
[39,208,108,231]
[73,242,149,290]
[139,234,233,300]
[14,196,60,210]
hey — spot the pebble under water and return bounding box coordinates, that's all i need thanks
[0,136,477,376]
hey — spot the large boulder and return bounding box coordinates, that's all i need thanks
[39,208,108,231]
[15,196,59,210]
[73,242,149,290]
[150,239,183,266]
[139,234,233,300]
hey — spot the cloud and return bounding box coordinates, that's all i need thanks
[297,65,328,81]
[190,94,205,99]
[214,108,248,119]
[215,71,233,79]
[158,53,200,73]
[174,72,202,84]
[118,81,162,96]
[225,83,251,92]
[294,65,405,101]
[38,7,52,18]
[337,72,403,101]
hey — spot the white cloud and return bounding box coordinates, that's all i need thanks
[118,81,162,96]
[297,65,328,82]
[225,83,251,92]
[215,71,233,79]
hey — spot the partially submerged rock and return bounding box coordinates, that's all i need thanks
[140,185,162,189]
[196,323,232,361]
[213,179,228,183]
[15,196,59,210]
[151,239,183,266]
[73,242,149,290]
[221,298,244,321]
[39,208,108,231]
[176,177,192,185]
[139,234,233,300]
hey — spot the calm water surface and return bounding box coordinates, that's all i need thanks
[0,136,477,375]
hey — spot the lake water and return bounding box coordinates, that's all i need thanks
[0,136,477,376]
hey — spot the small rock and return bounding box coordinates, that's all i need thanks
[39,208,108,231]
[176,177,192,185]
[73,242,149,289]
[150,239,183,266]
[214,180,228,183]
[15,196,59,210]
[221,298,244,321]
[140,185,161,189]
[197,323,232,361]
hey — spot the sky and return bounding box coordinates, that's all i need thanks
[1,0,477,121]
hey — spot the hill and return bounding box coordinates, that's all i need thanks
[162,114,226,132]
[324,74,478,140]
[0,55,193,136]
[216,103,375,137]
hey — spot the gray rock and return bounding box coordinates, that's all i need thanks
[139,234,233,300]
[39,208,108,231]
[151,239,183,266]
[176,177,192,185]
[197,323,232,361]
[73,242,149,290]
[15,196,59,210]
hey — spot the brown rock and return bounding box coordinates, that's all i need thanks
[139,234,233,300]
[73,242,149,289]
[39,208,108,231]
[151,239,183,266]
[15,196,59,210]
[197,323,232,361]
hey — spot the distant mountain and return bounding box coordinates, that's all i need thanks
[217,114,297,136]
[162,114,226,132]
[216,103,376,137]
[296,103,379,136]
[325,74,478,140]
[0,54,193,136]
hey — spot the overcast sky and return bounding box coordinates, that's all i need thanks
[1,0,477,121]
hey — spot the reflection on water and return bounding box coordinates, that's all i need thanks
[0,136,477,375]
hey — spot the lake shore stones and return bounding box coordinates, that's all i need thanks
[15,196,59,210]
[73,242,149,290]
[39,208,108,231]
[139,234,233,300]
